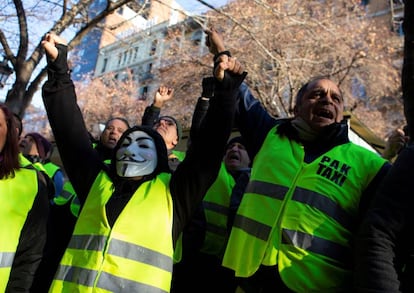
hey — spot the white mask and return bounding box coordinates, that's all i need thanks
[115,131,157,177]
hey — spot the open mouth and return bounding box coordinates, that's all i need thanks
[119,158,145,163]
[227,152,240,161]
[315,109,334,119]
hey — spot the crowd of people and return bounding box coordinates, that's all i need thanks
[1,2,413,292]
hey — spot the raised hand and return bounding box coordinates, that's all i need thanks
[153,86,174,108]
[214,54,244,82]
[41,33,67,62]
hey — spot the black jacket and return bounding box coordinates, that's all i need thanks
[354,2,414,292]
[355,144,414,293]
[41,44,246,248]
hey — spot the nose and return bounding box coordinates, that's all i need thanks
[230,145,239,151]
[319,93,334,105]
[124,145,135,158]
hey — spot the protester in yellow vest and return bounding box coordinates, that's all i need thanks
[19,132,64,199]
[222,78,391,292]
[200,26,392,292]
[31,118,130,293]
[0,103,53,292]
[41,32,246,292]
[172,135,251,293]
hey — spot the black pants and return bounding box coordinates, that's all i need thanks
[237,265,293,293]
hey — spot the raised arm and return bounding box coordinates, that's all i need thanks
[170,53,247,242]
[41,33,102,204]
[142,86,174,126]
[205,27,277,160]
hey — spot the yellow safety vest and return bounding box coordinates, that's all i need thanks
[43,162,60,180]
[223,125,387,291]
[200,162,235,257]
[18,153,32,167]
[173,162,234,263]
[171,150,186,161]
[0,168,38,292]
[50,171,174,293]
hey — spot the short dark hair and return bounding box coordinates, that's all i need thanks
[156,116,182,143]
[105,117,130,129]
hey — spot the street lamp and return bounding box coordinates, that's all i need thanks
[0,57,13,89]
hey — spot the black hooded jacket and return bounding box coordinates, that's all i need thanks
[42,43,246,246]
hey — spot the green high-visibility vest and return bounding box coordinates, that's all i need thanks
[0,168,38,292]
[200,162,234,257]
[171,150,186,161]
[54,180,80,217]
[173,162,234,263]
[223,125,387,292]
[43,162,60,180]
[19,153,32,167]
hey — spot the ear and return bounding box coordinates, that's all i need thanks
[293,105,299,116]
[172,137,178,147]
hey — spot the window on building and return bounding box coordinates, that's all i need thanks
[393,17,404,35]
[117,53,122,66]
[101,58,108,73]
[150,40,158,56]
[139,86,148,100]
[123,51,127,64]
[133,47,139,60]
[191,30,203,45]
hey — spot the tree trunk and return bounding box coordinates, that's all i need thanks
[5,80,30,117]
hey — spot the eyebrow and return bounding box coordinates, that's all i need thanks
[135,137,152,142]
[310,87,342,98]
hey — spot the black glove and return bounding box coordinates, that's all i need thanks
[201,77,216,98]
[47,43,70,80]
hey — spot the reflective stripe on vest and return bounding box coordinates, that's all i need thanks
[0,168,38,291]
[50,171,174,293]
[54,236,172,292]
[200,162,235,257]
[0,252,15,267]
[222,125,387,291]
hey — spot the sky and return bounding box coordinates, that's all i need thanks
[0,0,230,109]
[175,0,230,14]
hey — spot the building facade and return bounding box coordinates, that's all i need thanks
[71,0,186,81]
